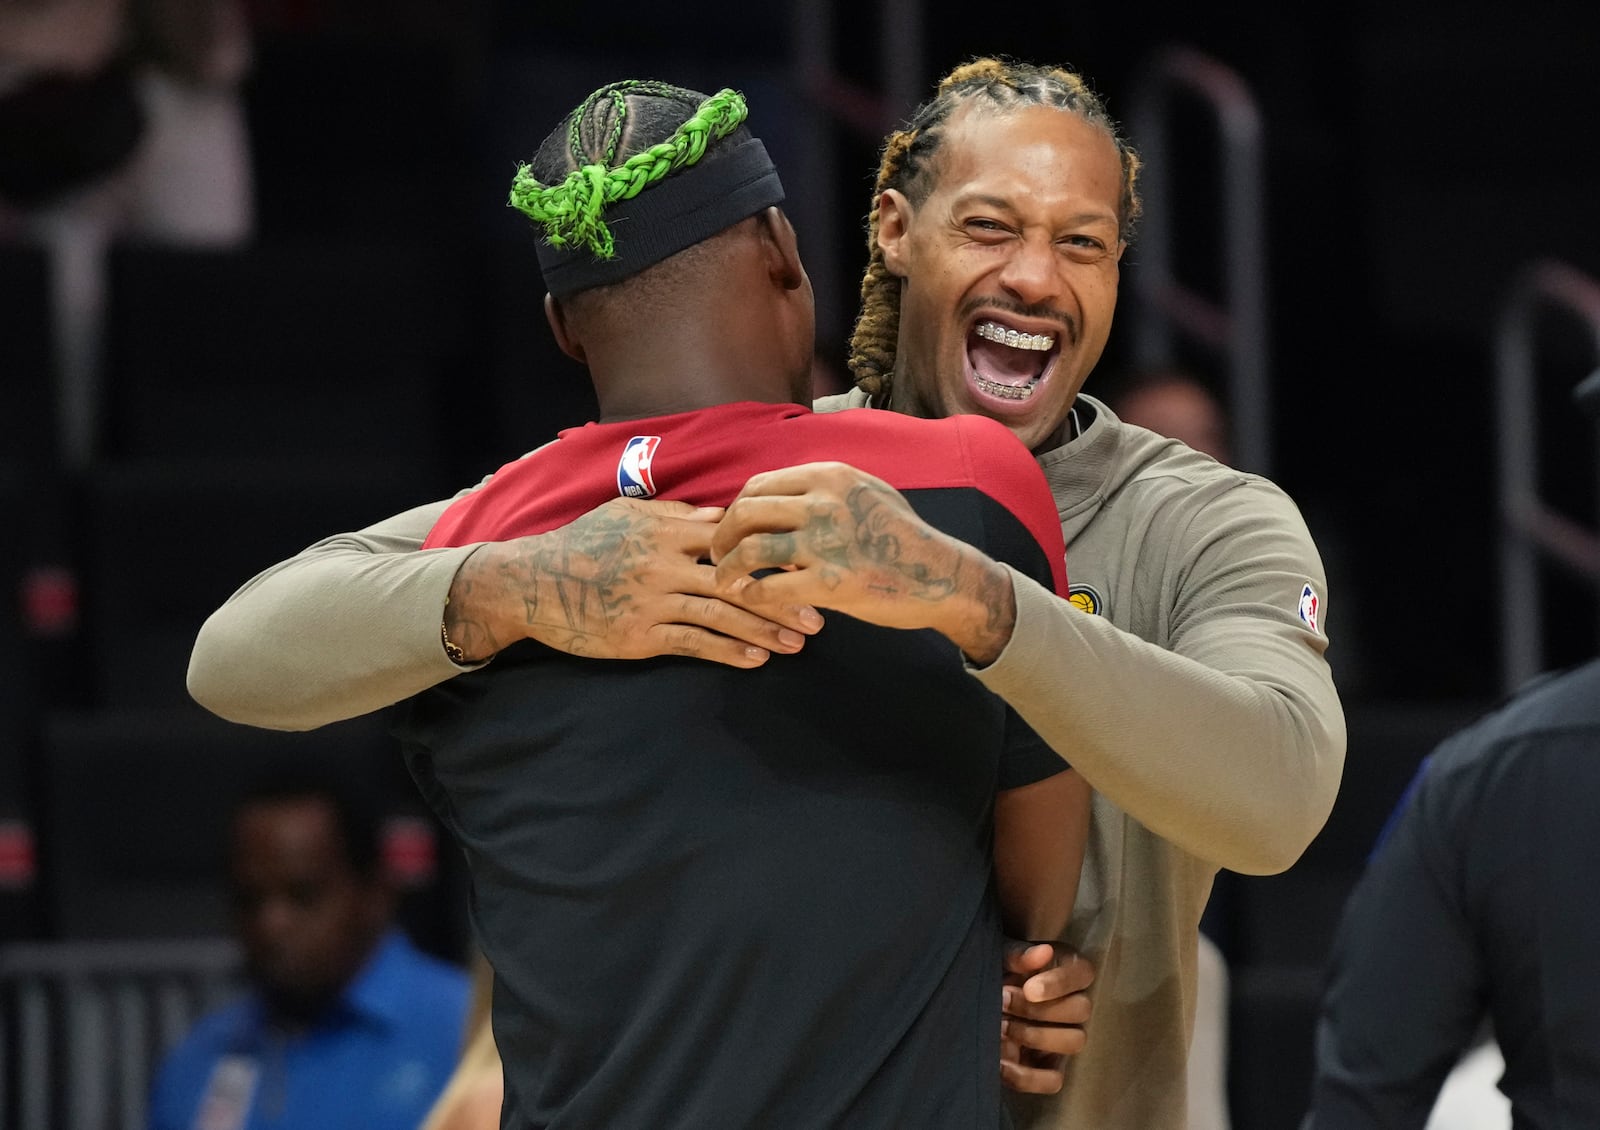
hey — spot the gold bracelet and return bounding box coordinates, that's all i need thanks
[441,599,468,665]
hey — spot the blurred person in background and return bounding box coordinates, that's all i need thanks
[0,0,253,466]
[146,764,469,1130]
[1303,373,1600,1129]
[1305,657,1600,1129]
[1105,366,1233,465]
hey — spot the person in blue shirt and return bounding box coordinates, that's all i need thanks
[147,766,471,1130]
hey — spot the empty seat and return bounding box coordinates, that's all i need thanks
[245,33,473,239]
[0,470,47,943]
[0,243,58,477]
[100,241,469,467]
[76,457,444,708]
[35,704,465,955]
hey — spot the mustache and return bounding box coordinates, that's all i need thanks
[959,297,1077,345]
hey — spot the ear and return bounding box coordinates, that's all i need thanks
[756,207,805,291]
[876,189,914,277]
[544,293,585,363]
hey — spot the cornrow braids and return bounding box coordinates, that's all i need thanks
[847,57,1143,398]
[508,82,749,260]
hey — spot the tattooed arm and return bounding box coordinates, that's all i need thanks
[442,497,822,662]
[707,461,1018,661]
[188,496,820,731]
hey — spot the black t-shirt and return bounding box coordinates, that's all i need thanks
[396,401,1069,1128]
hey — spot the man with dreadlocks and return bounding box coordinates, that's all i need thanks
[188,57,1345,1128]
[709,58,1344,1129]
[327,78,1088,1127]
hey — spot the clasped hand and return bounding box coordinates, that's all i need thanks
[708,461,1005,642]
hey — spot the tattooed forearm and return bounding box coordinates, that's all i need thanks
[840,481,959,602]
[444,507,683,662]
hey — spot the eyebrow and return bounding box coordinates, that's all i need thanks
[954,193,1118,228]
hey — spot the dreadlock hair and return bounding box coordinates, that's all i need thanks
[848,57,1143,399]
[509,81,751,284]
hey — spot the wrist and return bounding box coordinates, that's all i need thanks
[939,549,1016,666]
[440,611,471,665]
[443,542,523,663]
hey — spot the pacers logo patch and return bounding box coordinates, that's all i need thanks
[616,435,661,498]
[1298,582,1320,633]
[1067,584,1102,616]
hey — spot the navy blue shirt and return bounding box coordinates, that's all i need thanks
[1308,658,1600,1128]
[147,931,470,1130]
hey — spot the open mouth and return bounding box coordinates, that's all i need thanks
[965,318,1060,412]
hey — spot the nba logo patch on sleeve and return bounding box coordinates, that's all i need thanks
[1298,582,1320,633]
[617,436,661,498]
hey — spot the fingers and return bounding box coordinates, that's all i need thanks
[715,592,826,639]
[709,461,897,566]
[1004,1013,1089,1057]
[639,624,772,668]
[726,461,877,505]
[1004,979,1092,1029]
[999,1055,1066,1095]
[712,555,831,607]
[707,498,817,570]
[647,595,821,661]
[1002,980,1087,1086]
[1002,941,1057,977]
[592,504,823,643]
[614,497,725,523]
[1020,949,1095,1005]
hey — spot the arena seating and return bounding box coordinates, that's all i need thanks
[100,241,469,465]
[34,705,464,952]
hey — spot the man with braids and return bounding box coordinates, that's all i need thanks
[709,57,1344,1129]
[346,78,1089,1127]
[188,57,1345,1128]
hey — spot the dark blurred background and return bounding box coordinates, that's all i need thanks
[2,1,1598,1127]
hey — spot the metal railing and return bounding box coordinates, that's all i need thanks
[1126,46,1271,475]
[1,937,242,1130]
[1495,258,1600,694]
[788,1,924,360]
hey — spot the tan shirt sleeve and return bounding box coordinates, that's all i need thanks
[972,483,1346,876]
[186,495,486,731]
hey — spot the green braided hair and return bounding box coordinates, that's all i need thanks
[849,57,1143,399]
[509,81,749,260]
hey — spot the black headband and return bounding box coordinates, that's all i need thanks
[536,137,786,300]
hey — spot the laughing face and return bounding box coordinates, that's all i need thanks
[878,103,1126,453]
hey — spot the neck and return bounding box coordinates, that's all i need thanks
[588,334,805,422]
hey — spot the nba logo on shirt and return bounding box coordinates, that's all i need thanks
[1298,582,1320,633]
[195,1056,259,1130]
[617,436,661,498]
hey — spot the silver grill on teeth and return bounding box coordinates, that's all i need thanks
[975,322,1054,351]
[975,375,1037,400]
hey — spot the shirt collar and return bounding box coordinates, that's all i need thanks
[336,929,417,1030]
[233,931,415,1048]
